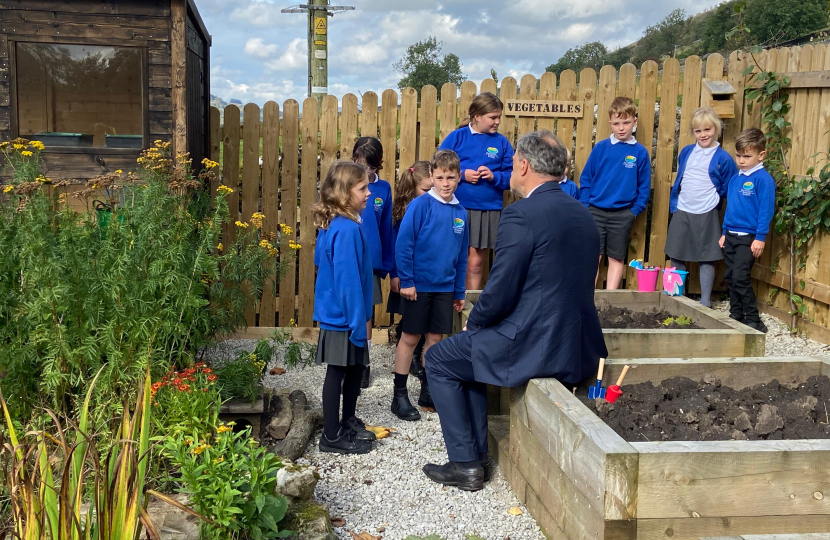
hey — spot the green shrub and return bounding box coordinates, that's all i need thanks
[213,338,274,403]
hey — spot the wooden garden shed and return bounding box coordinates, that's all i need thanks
[0,0,211,182]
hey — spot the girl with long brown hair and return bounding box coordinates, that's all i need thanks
[438,92,514,290]
[312,161,376,455]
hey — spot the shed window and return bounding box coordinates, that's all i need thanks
[16,43,144,148]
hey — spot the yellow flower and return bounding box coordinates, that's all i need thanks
[0,142,8,149]
[35,176,51,184]
[217,242,224,252]
[192,443,212,455]
[252,212,265,219]
[259,239,273,249]
[20,150,33,157]
[3,185,14,193]
[216,425,233,433]
[279,223,293,235]
[249,353,257,360]
[217,185,234,195]
[31,141,45,151]
[201,158,219,169]
[115,169,123,174]
[235,221,249,228]
[251,212,264,228]
[13,144,24,150]
[213,457,224,464]
[288,241,302,250]
[268,247,279,257]
[288,318,296,327]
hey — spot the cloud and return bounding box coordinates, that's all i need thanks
[265,38,308,71]
[230,2,303,28]
[244,38,279,59]
[335,42,388,65]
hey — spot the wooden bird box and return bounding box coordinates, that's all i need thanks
[701,79,737,119]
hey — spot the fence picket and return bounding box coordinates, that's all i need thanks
[297,98,318,327]
[221,105,240,249]
[361,92,379,139]
[400,87,418,172]
[498,77,518,144]
[574,68,598,185]
[279,100,300,326]
[517,74,538,138]
[480,78,497,95]
[439,83,458,145]
[679,55,702,150]
[341,94,359,161]
[595,65,617,142]
[618,63,636,102]
[321,95,338,185]
[556,70,578,167]
[419,85,438,161]
[648,58,680,268]
[537,72,557,133]
[626,60,658,289]
[209,106,221,194]
[460,81,477,122]
[260,101,280,326]
[375,89,399,327]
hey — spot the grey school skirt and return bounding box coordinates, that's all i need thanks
[664,208,725,262]
[314,329,369,367]
[468,209,501,249]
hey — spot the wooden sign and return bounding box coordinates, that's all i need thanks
[504,100,584,118]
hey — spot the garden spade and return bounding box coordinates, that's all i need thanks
[588,357,606,399]
[605,365,630,404]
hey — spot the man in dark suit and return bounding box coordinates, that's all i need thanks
[422,131,608,491]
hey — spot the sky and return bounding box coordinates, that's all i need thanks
[196,0,724,106]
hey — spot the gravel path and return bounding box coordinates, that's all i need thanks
[210,340,542,540]
[710,300,830,357]
[213,309,830,540]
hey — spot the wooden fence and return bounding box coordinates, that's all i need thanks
[209,44,830,339]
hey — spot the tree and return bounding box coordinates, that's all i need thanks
[545,41,608,74]
[743,0,830,44]
[702,1,739,52]
[604,46,634,68]
[394,37,465,96]
[635,8,689,62]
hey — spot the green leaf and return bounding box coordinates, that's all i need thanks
[751,45,762,54]
[800,280,806,290]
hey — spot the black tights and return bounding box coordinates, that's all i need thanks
[322,364,364,439]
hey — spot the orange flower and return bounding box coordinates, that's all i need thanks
[207,374,218,382]
[202,367,212,374]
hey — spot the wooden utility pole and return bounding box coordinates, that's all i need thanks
[281,1,354,108]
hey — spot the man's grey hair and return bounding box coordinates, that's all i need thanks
[515,131,568,179]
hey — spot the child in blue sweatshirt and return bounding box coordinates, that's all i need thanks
[439,92,513,290]
[312,161,377,455]
[719,128,775,334]
[579,96,651,289]
[352,137,395,389]
[391,150,468,421]
[388,161,433,380]
[665,107,738,307]
[538,129,580,200]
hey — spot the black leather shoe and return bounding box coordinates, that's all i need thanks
[423,462,484,491]
[480,453,494,482]
[360,366,371,389]
[343,416,376,442]
[747,319,768,333]
[319,427,372,455]
[417,378,434,408]
[391,388,421,421]
[729,313,745,323]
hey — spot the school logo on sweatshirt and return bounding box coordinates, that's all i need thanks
[373,197,384,212]
[741,181,755,196]
[623,155,637,169]
[485,147,499,159]
[452,217,465,234]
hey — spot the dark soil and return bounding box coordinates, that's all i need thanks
[580,375,830,441]
[597,304,702,329]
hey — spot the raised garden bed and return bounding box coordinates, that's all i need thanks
[462,290,766,415]
[493,356,830,540]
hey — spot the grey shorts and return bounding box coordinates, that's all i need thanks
[589,206,636,260]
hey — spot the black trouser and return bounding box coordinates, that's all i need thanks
[723,233,759,323]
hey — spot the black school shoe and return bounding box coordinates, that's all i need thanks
[417,378,434,408]
[746,319,769,333]
[391,388,421,421]
[481,453,494,482]
[423,462,485,491]
[319,427,373,455]
[360,366,371,389]
[729,313,745,323]
[343,416,376,442]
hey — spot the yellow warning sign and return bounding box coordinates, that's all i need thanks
[314,17,327,35]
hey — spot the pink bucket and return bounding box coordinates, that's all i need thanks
[636,267,661,292]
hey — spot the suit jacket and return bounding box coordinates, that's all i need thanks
[466,181,607,387]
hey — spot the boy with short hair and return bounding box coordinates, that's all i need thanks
[579,97,651,289]
[391,149,469,421]
[719,127,775,334]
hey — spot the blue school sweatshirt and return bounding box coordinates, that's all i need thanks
[313,216,374,346]
[669,144,738,213]
[360,174,395,277]
[559,179,580,200]
[438,126,514,210]
[395,189,469,300]
[722,165,776,242]
[578,136,651,215]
